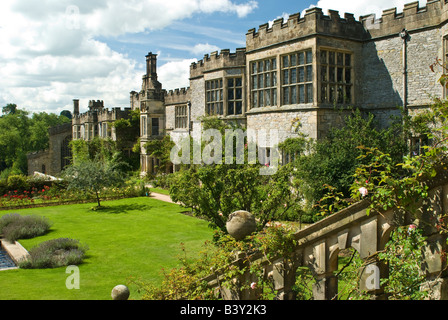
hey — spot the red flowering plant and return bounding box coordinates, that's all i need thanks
[0,185,56,208]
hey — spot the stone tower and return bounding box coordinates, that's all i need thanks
[138,53,166,175]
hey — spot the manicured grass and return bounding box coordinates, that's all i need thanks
[150,187,170,195]
[0,197,214,300]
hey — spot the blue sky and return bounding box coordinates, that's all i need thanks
[0,0,427,115]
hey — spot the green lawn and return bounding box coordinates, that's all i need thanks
[149,187,170,195]
[0,197,214,300]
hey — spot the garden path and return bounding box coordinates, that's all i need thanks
[149,192,175,204]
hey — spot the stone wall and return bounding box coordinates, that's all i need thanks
[246,109,317,141]
[190,77,206,122]
[360,27,444,111]
[190,49,246,79]
[27,150,51,176]
[245,8,366,53]
[126,0,448,177]
[27,123,72,177]
[360,39,404,110]
[406,28,444,106]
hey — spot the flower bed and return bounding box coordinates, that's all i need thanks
[0,183,149,210]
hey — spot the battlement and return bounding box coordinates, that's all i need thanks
[190,48,246,79]
[72,103,131,124]
[97,107,131,122]
[88,100,104,111]
[246,0,448,51]
[164,87,190,105]
[246,7,366,51]
[360,0,448,39]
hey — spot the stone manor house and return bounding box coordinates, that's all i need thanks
[28,0,448,177]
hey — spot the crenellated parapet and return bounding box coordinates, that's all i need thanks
[97,107,131,122]
[246,7,366,52]
[72,111,97,124]
[246,0,448,52]
[360,0,448,39]
[164,87,191,105]
[190,48,246,79]
[72,99,130,124]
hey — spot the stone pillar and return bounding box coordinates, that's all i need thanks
[419,185,448,299]
[358,216,388,299]
[265,257,299,300]
[310,240,338,300]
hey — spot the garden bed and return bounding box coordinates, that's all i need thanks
[0,197,214,300]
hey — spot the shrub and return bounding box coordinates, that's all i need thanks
[19,238,89,269]
[7,174,29,192]
[0,213,52,242]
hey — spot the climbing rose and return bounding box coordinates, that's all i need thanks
[408,224,416,232]
[359,187,368,197]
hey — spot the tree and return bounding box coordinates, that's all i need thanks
[143,135,175,174]
[290,109,408,216]
[2,103,17,115]
[29,112,71,152]
[62,155,127,208]
[0,106,70,176]
[0,109,31,174]
[169,117,304,231]
[60,110,72,119]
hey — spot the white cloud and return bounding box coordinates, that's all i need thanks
[191,43,221,55]
[268,13,290,28]
[158,59,197,90]
[81,0,258,37]
[0,0,258,114]
[309,0,428,19]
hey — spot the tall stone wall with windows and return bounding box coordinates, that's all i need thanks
[127,0,448,177]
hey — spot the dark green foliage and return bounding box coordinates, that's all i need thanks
[144,135,175,175]
[19,238,89,269]
[0,106,70,175]
[293,110,408,212]
[169,117,303,231]
[0,213,52,242]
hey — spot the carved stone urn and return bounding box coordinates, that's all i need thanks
[226,210,256,240]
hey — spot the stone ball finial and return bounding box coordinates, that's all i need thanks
[226,210,256,240]
[111,285,130,300]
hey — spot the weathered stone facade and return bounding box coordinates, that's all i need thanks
[71,99,131,141]
[62,0,448,177]
[132,0,448,176]
[27,123,72,177]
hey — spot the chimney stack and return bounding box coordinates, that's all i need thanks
[73,99,79,116]
[146,52,158,81]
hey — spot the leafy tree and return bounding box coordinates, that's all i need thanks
[169,117,303,231]
[62,155,127,208]
[289,109,408,216]
[0,109,31,173]
[0,106,70,176]
[2,103,17,115]
[143,135,175,175]
[29,112,71,152]
[60,110,72,119]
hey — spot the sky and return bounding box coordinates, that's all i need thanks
[0,0,427,115]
